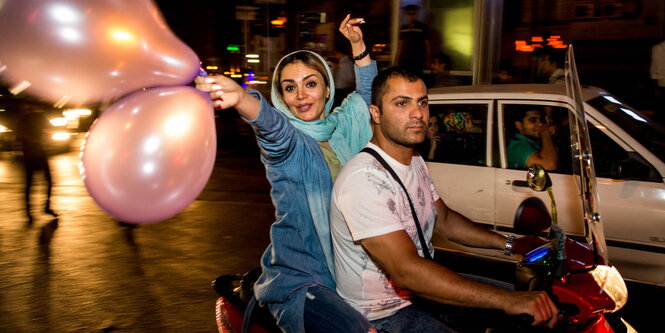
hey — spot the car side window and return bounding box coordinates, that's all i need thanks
[503,104,571,173]
[588,124,660,182]
[419,104,487,166]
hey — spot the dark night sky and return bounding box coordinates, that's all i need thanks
[155,0,240,61]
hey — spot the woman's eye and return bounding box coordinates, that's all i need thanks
[284,85,295,92]
[306,81,317,88]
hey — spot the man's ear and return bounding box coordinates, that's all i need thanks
[369,105,381,124]
[515,121,523,132]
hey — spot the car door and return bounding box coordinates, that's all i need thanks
[423,101,498,256]
[583,113,665,286]
[496,100,665,285]
[495,101,586,239]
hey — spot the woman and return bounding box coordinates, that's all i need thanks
[197,15,377,332]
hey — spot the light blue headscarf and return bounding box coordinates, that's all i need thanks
[270,50,369,164]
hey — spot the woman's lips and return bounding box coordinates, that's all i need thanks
[296,104,312,112]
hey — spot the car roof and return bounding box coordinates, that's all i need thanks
[428,84,607,102]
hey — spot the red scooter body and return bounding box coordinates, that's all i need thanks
[516,199,629,332]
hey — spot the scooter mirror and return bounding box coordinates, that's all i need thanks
[514,197,552,235]
[526,164,552,192]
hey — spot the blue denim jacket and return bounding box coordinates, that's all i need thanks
[246,61,377,332]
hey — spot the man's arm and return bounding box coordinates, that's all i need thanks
[360,229,558,327]
[433,199,505,249]
[433,199,546,255]
[525,127,558,170]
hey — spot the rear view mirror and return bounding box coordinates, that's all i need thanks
[514,197,551,235]
[526,164,552,192]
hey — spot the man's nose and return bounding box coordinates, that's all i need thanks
[410,106,426,119]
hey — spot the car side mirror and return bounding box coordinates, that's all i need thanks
[526,164,552,192]
[514,197,552,235]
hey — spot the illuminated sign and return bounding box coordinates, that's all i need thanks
[515,35,568,52]
[271,16,287,28]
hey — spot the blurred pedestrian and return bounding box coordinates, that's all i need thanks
[650,39,665,122]
[333,46,356,109]
[15,105,58,224]
[395,4,431,76]
[495,67,518,84]
[537,51,565,84]
[428,53,461,88]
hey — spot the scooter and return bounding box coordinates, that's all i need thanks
[212,267,278,333]
[210,166,634,333]
[511,164,635,332]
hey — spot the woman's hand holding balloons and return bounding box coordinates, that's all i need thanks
[195,75,260,120]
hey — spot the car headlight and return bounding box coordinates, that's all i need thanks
[50,117,68,127]
[590,264,628,312]
[51,132,71,141]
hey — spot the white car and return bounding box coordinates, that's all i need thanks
[425,84,665,287]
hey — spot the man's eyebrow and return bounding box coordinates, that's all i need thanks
[389,95,413,102]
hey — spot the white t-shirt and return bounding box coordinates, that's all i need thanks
[330,142,440,321]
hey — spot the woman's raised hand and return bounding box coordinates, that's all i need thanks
[339,14,365,45]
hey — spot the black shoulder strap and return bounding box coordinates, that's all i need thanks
[361,147,433,260]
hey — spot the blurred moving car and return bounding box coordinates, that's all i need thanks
[0,123,19,151]
[0,105,93,154]
[423,84,665,287]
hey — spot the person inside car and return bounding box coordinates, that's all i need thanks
[507,106,558,170]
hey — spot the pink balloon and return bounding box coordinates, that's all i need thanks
[0,0,199,106]
[80,86,216,224]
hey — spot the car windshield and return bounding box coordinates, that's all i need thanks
[587,95,665,162]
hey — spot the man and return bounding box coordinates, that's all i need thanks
[650,39,665,123]
[16,105,59,224]
[394,4,431,76]
[507,106,558,170]
[538,51,564,84]
[330,67,558,331]
[428,53,461,88]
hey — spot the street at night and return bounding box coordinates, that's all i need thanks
[1,0,664,332]
[0,136,662,332]
[0,136,275,332]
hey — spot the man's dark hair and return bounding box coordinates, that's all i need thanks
[404,4,419,11]
[542,50,565,68]
[432,53,452,67]
[371,66,422,108]
[509,105,542,125]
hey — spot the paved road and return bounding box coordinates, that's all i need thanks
[1,134,661,332]
[0,136,274,332]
